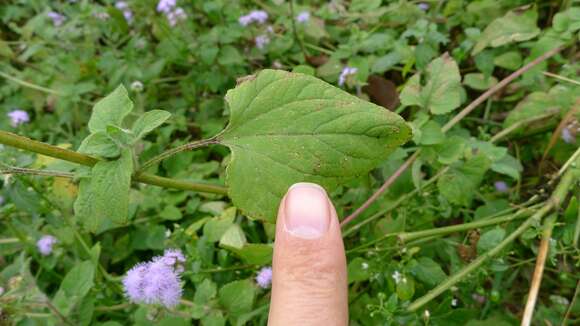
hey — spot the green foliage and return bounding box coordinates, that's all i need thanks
[1,1,579,325]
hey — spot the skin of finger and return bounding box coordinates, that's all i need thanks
[268,194,348,326]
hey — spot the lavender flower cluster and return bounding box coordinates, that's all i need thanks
[239,10,268,26]
[47,12,66,27]
[338,66,358,87]
[37,235,57,256]
[123,249,186,308]
[7,110,30,127]
[255,266,272,288]
[157,0,187,26]
[115,1,133,22]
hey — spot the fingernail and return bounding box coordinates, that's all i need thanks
[284,182,330,239]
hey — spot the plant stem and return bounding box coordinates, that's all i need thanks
[407,157,576,312]
[562,280,580,326]
[0,131,228,195]
[574,194,580,249]
[289,0,309,60]
[341,46,564,227]
[1,165,74,178]
[138,138,218,172]
[521,214,557,326]
[490,109,560,143]
[542,71,580,86]
[408,204,553,312]
[0,70,63,95]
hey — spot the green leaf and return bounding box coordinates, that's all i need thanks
[400,53,462,115]
[88,85,133,133]
[53,261,95,316]
[477,228,506,254]
[219,69,411,221]
[410,257,447,288]
[503,91,557,128]
[396,276,415,301]
[78,132,121,158]
[235,243,273,265]
[348,257,371,284]
[106,125,135,147]
[463,73,498,91]
[132,110,172,140]
[74,149,133,232]
[160,205,183,221]
[219,224,247,250]
[494,51,522,70]
[491,154,522,180]
[218,279,256,316]
[437,154,491,206]
[194,279,217,304]
[203,207,236,242]
[416,120,444,145]
[472,9,540,55]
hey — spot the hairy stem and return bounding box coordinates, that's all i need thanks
[138,138,218,173]
[0,70,63,95]
[289,0,309,60]
[341,46,564,227]
[521,214,557,326]
[1,165,74,178]
[0,131,228,195]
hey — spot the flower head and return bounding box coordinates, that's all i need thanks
[391,270,403,284]
[115,1,133,22]
[494,181,509,193]
[167,7,187,26]
[47,12,66,27]
[8,110,30,127]
[255,35,270,49]
[418,3,430,11]
[239,10,268,26]
[561,126,575,144]
[255,266,272,288]
[338,66,358,86]
[37,235,57,256]
[157,0,176,13]
[130,81,144,92]
[296,11,310,23]
[122,249,185,308]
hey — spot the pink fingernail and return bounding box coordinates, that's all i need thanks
[284,182,330,239]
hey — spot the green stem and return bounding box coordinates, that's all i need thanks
[407,159,577,312]
[407,203,553,312]
[0,70,63,95]
[0,131,228,195]
[490,109,560,143]
[289,0,309,59]
[574,194,580,248]
[1,165,74,178]
[138,138,218,172]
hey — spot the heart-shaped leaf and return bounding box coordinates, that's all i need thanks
[217,69,411,222]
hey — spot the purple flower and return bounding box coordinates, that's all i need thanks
[561,127,575,144]
[157,0,176,13]
[494,181,509,193]
[239,10,268,26]
[255,35,270,49]
[122,249,185,307]
[115,1,133,22]
[255,266,272,288]
[418,3,430,11]
[47,12,66,27]
[296,11,310,23]
[37,235,57,256]
[8,110,30,127]
[167,7,187,26]
[338,66,358,86]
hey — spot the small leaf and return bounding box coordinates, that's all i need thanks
[416,120,444,145]
[203,208,236,242]
[438,154,491,206]
[463,73,498,91]
[218,279,256,316]
[348,257,371,284]
[410,257,447,288]
[235,244,273,265]
[396,276,415,301]
[219,69,411,221]
[491,154,523,180]
[219,224,247,250]
[477,228,506,254]
[74,149,133,232]
[78,132,121,159]
[53,261,95,316]
[106,125,135,147]
[88,85,133,133]
[400,53,462,115]
[132,110,172,140]
[160,205,183,221]
[473,9,540,55]
[194,279,217,304]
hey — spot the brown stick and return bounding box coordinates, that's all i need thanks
[521,215,556,326]
[340,46,563,227]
